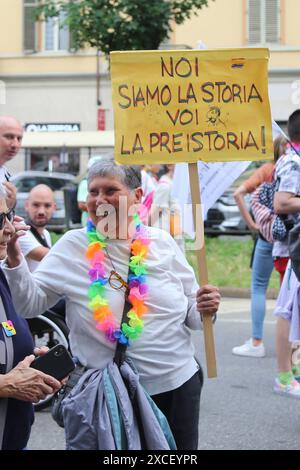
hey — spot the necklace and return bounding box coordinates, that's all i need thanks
[86,213,150,345]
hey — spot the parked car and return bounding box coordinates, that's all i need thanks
[11,171,81,232]
[204,162,264,235]
[205,190,251,235]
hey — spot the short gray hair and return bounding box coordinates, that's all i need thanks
[87,156,141,190]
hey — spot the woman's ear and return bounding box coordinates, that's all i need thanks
[134,187,143,203]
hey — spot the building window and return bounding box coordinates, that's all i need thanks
[247,0,280,45]
[23,0,37,52]
[23,0,70,53]
[44,11,70,51]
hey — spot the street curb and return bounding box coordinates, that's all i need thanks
[220,287,279,299]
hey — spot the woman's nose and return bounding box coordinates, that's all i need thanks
[95,193,107,205]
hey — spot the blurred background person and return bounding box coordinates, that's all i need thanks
[77,155,104,226]
[0,115,23,209]
[232,135,287,357]
[47,154,69,173]
[18,184,56,272]
[150,164,184,251]
[273,111,300,283]
[272,110,300,396]
[141,164,156,199]
[48,155,60,172]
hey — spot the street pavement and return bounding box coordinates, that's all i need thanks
[28,297,300,450]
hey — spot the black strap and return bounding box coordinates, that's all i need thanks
[26,221,50,249]
[113,297,132,368]
[111,234,140,367]
[113,291,148,448]
[4,170,11,182]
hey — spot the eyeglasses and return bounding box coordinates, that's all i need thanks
[105,247,129,297]
[0,209,15,230]
[108,270,128,292]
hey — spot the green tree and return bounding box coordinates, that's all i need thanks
[35,0,213,57]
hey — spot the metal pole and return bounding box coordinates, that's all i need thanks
[96,48,101,106]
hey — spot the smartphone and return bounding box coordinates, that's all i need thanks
[30,344,75,381]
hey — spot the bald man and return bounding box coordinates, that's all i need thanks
[0,116,23,208]
[18,184,56,272]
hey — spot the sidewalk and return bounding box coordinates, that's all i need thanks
[218,296,276,317]
[220,286,279,299]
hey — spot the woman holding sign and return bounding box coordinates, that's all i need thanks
[4,157,220,450]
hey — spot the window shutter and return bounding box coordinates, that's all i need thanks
[247,0,280,44]
[59,11,70,50]
[248,0,261,44]
[23,1,36,53]
[265,0,280,43]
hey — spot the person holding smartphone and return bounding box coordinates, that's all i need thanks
[0,185,61,450]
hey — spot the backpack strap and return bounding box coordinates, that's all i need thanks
[25,221,50,249]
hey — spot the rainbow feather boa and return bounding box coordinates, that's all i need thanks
[86,213,150,345]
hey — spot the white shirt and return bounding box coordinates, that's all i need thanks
[153,174,174,209]
[141,170,156,198]
[3,227,201,395]
[18,229,52,272]
[152,174,184,252]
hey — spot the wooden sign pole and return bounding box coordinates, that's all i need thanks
[188,163,217,378]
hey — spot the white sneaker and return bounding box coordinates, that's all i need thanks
[232,339,265,357]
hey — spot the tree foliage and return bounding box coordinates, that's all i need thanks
[35,0,213,57]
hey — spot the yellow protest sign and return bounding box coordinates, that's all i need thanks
[110,48,273,165]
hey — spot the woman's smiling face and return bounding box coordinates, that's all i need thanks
[87,175,142,238]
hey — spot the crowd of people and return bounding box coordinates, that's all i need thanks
[0,115,220,450]
[1,108,300,450]
[232,109,300,399]
[232,134,287,358]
